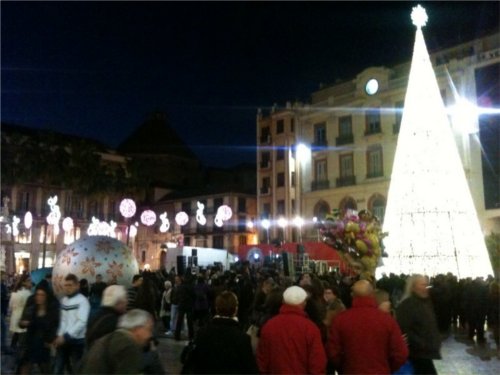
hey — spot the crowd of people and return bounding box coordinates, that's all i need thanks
[0,263,499,375]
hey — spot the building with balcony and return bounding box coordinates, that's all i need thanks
[256,32,499,242]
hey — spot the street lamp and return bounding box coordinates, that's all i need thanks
[277,217,288,242]
[293,216,304,243]
[313,216,320,241]
[261,219,270,244]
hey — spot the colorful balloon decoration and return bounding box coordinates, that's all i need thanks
[319,209,387,279]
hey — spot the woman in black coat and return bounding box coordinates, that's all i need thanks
[183,291,258,374]
[18,281,60,375]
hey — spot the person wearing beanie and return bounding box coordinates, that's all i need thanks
[257,286,327,374]
[327,280,408,375]
[85,285,128,348]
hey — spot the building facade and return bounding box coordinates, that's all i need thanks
[256,33,500,243]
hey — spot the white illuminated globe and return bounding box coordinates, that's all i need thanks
[140,210,157,226]
[293,216,304,228]
[119,199,136,218]
[217,205,233,221]
[24,212,33,230]
[175,211,189,226]
[62,217,74,232]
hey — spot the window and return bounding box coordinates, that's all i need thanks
[64,194,72,215]
[291,199,296,215]
[238,215,246,232]
[365,109,381,134]
[291,171,296,187]
[238,235,247,246]
[370,195,386,221]
[261,177,271,194]
[276,119,285,134]
[277,200,285,215]
[260,127,271,143]
[238,197,246,212]
[315,159,327,181]
[314,200,330,221]
[88,200,100,219]
[108,200,117,220]
[182,201,191,215]
[394,101,404,133]
[184,236,191,246]
[314,122,327,146]
[367,145,383,178]
[260,151,271,168]
[340,197,357,211]
[339,116,353,137]
[276,148,285,161]
[291,119,295,133]
[339,154,353,177]
[214,198,223,209]
[213,235,224,249]
[277,172,285,187]
[262,203,271,218]
[19,191,31,212]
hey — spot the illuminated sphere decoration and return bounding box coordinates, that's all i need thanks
[52,235,139,297]
[140,210,157,226]
[175,211,189,226]
[24,212,33,230]
[119,199,136,218]
[217,205,233,221]
[62,217,74,232]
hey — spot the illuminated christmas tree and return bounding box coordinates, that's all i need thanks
[380,5,493,278]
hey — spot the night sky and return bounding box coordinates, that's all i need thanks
[2,1,498,167]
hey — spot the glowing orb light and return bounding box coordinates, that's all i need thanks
[217,205,232,221]
[175,211,189,226]
[24,212,33,229]
[119,198,136,218]
[140,210,157,226]
[129,224,138,238]
[62,217,74,232]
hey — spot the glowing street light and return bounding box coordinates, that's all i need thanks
[261,218,270,244]
[293,216,304,243]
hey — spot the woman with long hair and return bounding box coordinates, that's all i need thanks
[18,280,60,375]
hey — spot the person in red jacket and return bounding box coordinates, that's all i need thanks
[257,285,327,375]
[327,280,408,375]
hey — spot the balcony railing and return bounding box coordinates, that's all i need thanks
[312,140,328,149]
[367,171,384,179]
[260,160,271,169]
[364,126,381,136]
[311,179,330,191]
[260,134,271,144]
[260,186,270,195]
[336,175,356,187]
[335,134,354,146]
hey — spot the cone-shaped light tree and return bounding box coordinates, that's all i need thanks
[380,5,493,278]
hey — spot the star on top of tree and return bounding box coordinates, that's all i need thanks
[411,4,428,29]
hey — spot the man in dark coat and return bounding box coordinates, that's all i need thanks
[183,291,258,374]
[79,309,154,374]
[175,275,195,341]
[85,285,127,348]
[396,274,441,375]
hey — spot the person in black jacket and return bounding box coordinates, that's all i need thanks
[182,291,258,374]
[18,281,60,375]
[85,285,127,348]
[175,275,195,341]
[396,274,441,375]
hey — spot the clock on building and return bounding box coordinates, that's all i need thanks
[365,78,379,95]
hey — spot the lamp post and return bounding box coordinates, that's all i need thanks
[261,218,270,244]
